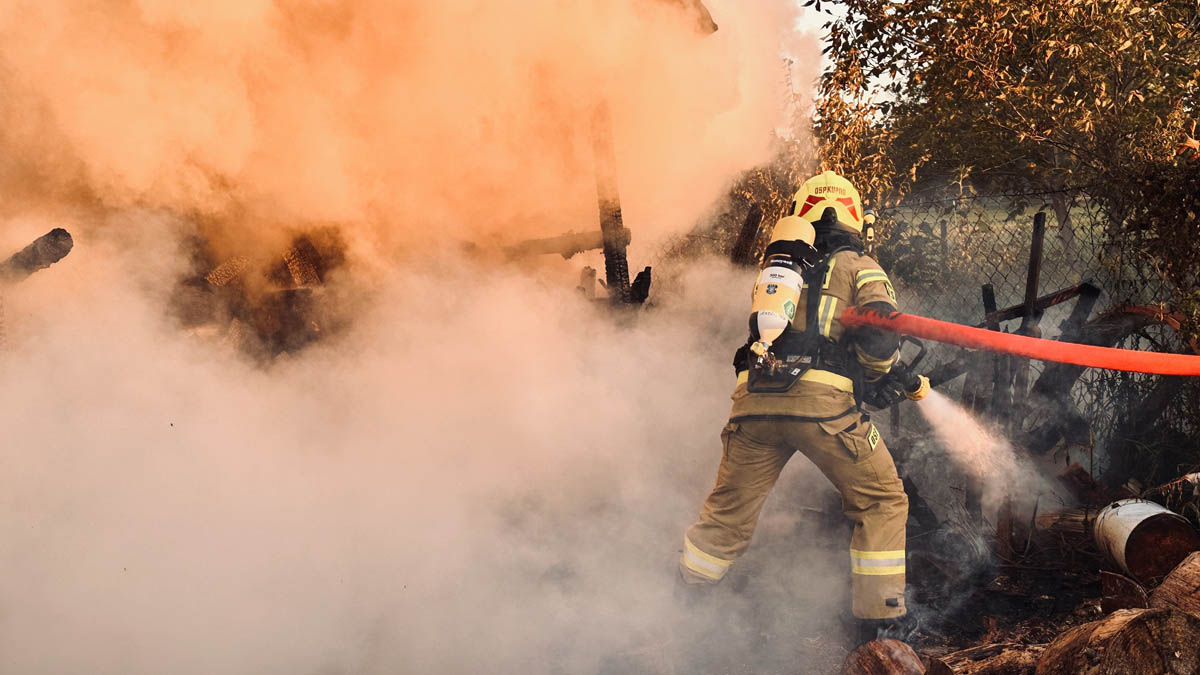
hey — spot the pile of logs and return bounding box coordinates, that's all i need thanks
[845,605,1200,674]
[843,497,1200,674]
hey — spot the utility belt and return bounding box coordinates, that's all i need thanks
[735,334,866,408]
[735,367,854,393]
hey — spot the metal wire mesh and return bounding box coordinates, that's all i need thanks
[877,189,1198,485]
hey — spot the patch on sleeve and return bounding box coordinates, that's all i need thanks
[867,424,881,450]
[884,280,897,303]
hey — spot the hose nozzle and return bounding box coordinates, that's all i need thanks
[904,374,931,401]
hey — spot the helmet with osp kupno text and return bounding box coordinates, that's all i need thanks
[791,170,864,234]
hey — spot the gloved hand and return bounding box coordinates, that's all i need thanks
[863,368,930,409]
[863,372,908,410]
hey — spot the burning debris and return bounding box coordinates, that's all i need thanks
[0,227,74,349]
[170,227,348,359]
[0,227,74,285]
[3,0,1199,672]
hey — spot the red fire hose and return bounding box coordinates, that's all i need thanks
[841,307,1200,377]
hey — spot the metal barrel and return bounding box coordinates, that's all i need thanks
[1094,499,1200,584]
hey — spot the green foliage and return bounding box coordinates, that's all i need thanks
[814,0,1200,338]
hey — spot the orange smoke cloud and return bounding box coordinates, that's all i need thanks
[0,5,838,672]
[0,0,806,260]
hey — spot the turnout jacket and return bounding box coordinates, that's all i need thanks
[729,248,899,427]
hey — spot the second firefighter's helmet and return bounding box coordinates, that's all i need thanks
[791,170,864,234]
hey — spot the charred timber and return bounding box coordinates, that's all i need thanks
[926,283,1101,389]
[980,282,1100,329]
[0,228,74,284]
[927,642,1045,675]
[504,228,631,261]
[591,103,631,304]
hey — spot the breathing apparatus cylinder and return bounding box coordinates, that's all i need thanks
[748,216,817,357]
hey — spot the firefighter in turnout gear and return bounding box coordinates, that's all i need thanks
[679,170,910,626]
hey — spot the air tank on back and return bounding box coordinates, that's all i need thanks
[748,215,817,357]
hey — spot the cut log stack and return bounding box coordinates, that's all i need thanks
[909,497,1200,674]
[1150,551,1200,618]
[1035,608,1200,674]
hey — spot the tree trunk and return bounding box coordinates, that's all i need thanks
[1035,608,1200,675]
[1150,551,1200,618]
[842,639,924,675]
[927,642,1044,675]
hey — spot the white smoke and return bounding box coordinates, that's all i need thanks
[0,215,854,674]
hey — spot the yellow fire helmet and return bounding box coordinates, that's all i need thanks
[791,170,864,234]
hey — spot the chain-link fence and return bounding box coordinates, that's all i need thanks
[875,188,1199,487]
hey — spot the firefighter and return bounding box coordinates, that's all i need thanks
[679,170,910,635]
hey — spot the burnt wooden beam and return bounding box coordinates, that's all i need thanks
[978,281,1100,327]
[591,103,631,304]
[504,228,631,261]
[0,228,74,284]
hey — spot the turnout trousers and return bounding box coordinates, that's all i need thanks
[679,416,908,620]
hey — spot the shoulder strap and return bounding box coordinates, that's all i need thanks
[802,245,855,335]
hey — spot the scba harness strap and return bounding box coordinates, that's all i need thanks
[740,244,867,409]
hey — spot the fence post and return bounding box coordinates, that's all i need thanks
[1011,212,1047,420]
[1018,212,1047,336]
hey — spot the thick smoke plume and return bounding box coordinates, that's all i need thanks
[0,2,838,673]
[0,0,812,260]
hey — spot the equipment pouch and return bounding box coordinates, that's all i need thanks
[746,353,815,393]
[833,420,878,462]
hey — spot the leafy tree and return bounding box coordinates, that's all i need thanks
[813,0,1200,334]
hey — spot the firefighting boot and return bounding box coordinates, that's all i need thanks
[673,566,719,609]
[854,613,922,646]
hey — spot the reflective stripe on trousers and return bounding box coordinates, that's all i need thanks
[681,535,733,581]
[850,548,905,576]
